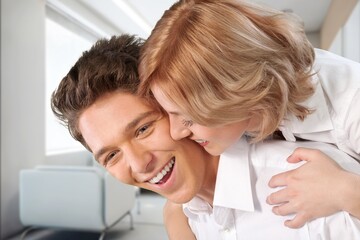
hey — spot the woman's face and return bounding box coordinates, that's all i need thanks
[152,86,253,156]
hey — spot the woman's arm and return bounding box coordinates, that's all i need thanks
[267,147,360,228]
[163,200,197,240]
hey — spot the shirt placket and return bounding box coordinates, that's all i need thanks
[219,226,237,240]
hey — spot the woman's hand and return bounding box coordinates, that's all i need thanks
[267,147,360,228]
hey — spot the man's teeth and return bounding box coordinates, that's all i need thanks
[195,139,207,144]
[149,159,175,184]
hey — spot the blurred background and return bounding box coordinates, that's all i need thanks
[1,0,359,239]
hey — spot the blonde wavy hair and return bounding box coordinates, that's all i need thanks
[139,0,315,142]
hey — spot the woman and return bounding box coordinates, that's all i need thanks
[138,0,360,235]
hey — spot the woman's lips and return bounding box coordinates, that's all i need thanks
[195,139,209,147]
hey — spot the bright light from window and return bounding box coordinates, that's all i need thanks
[112,0,152,35]
[45,17,94,154]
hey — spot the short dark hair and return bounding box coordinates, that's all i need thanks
[51,34,144,150]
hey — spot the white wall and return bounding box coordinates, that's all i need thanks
[329,1,360,62]
[306,32,321,49]
[1,0,46,238]
[320,0,359,50]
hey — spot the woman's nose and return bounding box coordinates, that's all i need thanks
[169,119,192,141]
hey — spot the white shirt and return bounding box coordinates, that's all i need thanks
[279,49,360,160]
[184,139,360,240]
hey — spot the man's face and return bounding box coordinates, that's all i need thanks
[78,91,212,204]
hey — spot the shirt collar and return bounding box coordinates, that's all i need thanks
[183,138,254,227]
[213,137,254,211]
[183,196,236,229]
[279,73,333,141]
[183,196,213,222]
[183,137,254,213]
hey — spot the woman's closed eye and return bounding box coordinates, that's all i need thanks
[182,119,194,128]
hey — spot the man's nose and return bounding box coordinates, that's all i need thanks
[125,144,153,173]
[169,120,192,140]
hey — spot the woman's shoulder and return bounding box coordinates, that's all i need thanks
[314,48,360,72]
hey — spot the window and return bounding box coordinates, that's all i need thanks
[45,13,95,154]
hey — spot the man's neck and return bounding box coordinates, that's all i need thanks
[196,155,220,206]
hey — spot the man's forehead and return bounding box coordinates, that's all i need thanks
[91,91,152,111]
[96,111,165,162]
[79,92,156,138]
[80,93,166,148]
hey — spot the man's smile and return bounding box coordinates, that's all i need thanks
[149,157,175,184]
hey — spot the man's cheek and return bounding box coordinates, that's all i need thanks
[108,171,132,185]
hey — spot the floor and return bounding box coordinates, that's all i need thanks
[8,192,168,240]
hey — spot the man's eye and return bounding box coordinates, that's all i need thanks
[135,123,152,137]
[103,151,119,167]
[182,119,194,127]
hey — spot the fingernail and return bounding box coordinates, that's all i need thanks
[272,207,279,215]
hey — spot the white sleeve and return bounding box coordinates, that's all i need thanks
[344,89,360,160]
[307,212,360,240]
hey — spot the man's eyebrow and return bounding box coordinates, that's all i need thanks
[94,147,112,163]
[93,110,158,161]
[124,110,158,132]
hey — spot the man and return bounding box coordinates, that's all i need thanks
[51,35,217,207]
[51,35,360,239]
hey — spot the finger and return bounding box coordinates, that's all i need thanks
[266,188,289,205]
[268,169,295,188]
[284,213,308,229]
[287,147,320,163]
[272,202,296,216]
